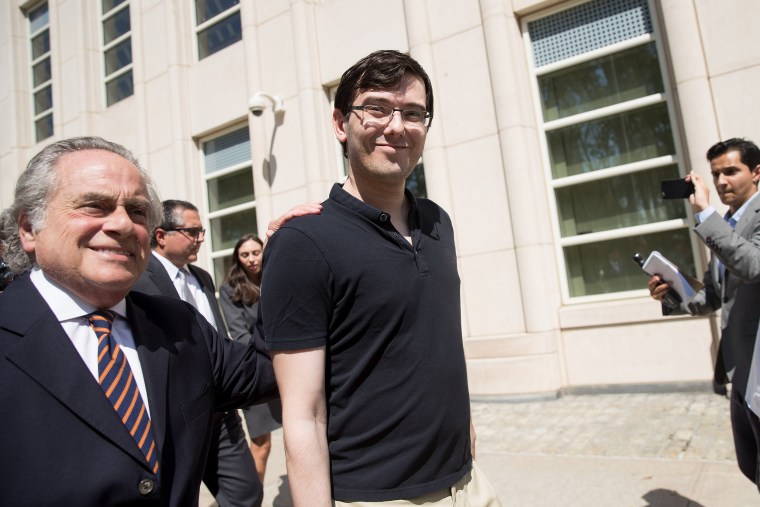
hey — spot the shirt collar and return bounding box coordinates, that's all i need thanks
[152,250,184,279]
[728,190,760,223]
[29,266,127,322]
[329,182,418,226]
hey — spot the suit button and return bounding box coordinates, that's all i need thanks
[138,478,155,496]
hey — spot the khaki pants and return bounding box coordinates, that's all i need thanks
[334,460,502,506]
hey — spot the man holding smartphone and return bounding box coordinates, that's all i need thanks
[649,138,760,489]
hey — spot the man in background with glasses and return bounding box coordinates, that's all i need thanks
[260,50,501,506]
[133,199,263,507]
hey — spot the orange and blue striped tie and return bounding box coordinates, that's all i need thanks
[88,310,159,474]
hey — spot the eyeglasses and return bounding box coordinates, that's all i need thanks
[163,227,206,239]
[349,104,432,128]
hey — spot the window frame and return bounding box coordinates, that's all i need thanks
[27,1,53,142]
[100,0,133,107]
[198,123,256,285]
[523,0,698,303]
[193,0,242,61]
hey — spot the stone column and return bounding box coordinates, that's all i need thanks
[290,0,334,200]
[479,0,561,334]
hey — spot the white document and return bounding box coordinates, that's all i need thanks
[641,250,703,303]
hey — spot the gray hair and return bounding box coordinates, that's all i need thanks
[0,136,162,274]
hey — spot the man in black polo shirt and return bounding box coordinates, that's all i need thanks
[260,50,500,506]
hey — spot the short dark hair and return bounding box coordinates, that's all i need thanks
[151,199,199,248]
[333,50,434,157]
[706,138,760,170]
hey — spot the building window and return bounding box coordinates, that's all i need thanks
[201,125,256,283]
[195,0,242,60]
[102,0,133,106]
[29,2,53,142]
[527,0,694,298]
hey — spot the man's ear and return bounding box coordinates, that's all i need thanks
[332,108,347,143]
[18,212,36,254]
[154,228,167,248]
[752,164,760,184]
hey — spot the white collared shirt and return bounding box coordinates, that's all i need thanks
[29,267,151,416]
[152,251,218,331]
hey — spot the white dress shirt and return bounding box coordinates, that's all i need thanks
[29,267,151,416]
[152,251,219,331]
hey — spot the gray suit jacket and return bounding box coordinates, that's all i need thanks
[219,284,257,345]
[665,195,760,396]
[133,254,227,337]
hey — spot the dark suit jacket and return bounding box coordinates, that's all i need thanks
[133,254,227,336]
[664,196,760,396]
[0,274,276,506]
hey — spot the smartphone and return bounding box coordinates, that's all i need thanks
[661,178,695,199]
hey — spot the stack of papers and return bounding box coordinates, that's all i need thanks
[641,251,704,303]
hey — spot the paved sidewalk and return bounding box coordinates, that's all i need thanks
[201,391,759,506]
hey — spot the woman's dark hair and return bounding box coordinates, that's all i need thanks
[223,234,264,305]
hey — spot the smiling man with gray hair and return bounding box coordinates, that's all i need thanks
[0,136,276,506]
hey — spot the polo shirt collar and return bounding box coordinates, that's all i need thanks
[329,182,419,227]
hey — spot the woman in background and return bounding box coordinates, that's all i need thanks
[220,234,282,485]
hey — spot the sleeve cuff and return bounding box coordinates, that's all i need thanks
[695,206,716,225]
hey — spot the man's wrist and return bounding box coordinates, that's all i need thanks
[695,206,716,225]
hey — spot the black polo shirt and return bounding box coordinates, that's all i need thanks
[261,183,472,501]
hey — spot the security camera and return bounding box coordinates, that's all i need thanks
[249,92,286,117]
[249,94,270,116]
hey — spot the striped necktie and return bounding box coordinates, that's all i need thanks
[88,311,159,474]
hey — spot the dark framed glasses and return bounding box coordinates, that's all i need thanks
[349,104,432,128]
[163,227,206,239]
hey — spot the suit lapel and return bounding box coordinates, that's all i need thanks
[189,265,227,336]
[733,194,760,238]
[147,255,181,298]
[2,277,150,470]
[721,196,760,293]
[126,296,170,460]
